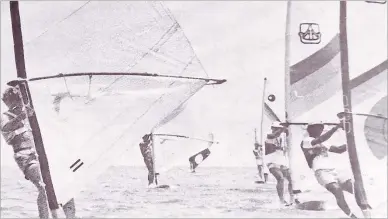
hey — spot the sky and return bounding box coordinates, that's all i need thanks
[1,1,386,170]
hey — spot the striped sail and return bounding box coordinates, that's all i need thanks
[285,1,342,196]
[284,1,387,216]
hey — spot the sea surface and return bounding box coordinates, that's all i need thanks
[2,166,386,218]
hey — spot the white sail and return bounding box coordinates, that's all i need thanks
[343,2,387,215]
[279,1,342,196]
[1,1,225,208]
[282,1,387,215]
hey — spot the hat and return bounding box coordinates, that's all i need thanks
[307,121,324,127]
[271,121,283,128]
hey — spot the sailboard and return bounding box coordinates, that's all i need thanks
[266,1,388,215]
[5,1,226,214]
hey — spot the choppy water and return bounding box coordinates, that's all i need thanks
[3,166,386,218]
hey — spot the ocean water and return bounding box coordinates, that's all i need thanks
[3,166,385,218]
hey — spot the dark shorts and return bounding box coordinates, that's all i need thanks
[14,148,38,180]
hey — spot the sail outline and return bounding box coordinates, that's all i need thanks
[7,1,227,212]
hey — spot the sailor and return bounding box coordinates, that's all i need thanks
[139,134,156,188]
[300,121,371,218]
[1,85,76,218]
[265,121,294,205]
[253,142,268,183]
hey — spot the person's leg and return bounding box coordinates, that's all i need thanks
[325,182,357,218]
[268,164,286,204]
[257,164,264,183]
[24,163,50,219]
[141,145,155,185]
[316,169,357,218]
[256,155,264,182]
[340,178,372,218]
[282,167,295,204]
[144,154,154,185]
[62,198,76,218]
[264,165,269,183]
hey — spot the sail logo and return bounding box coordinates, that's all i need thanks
[299,23,321,44]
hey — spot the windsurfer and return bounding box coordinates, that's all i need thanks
[139,134,156,188]
[1,86,76,219]
[253,143,268,183]
[265,121,295,205]
[300,121,372,218]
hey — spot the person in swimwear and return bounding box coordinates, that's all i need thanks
[265,121,295,205]
[1,85,76,218]
[253,142,268,183]
[139,134,156,187]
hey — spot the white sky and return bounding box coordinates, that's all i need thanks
[1,1,386,168]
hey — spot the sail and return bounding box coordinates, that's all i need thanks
[282,1,342,195]
[342,1,387,214]
[2,1,225,208]
[189,147,211,171]
[282,1,387,214]
[188,133,215,172]
[152,133,215,175]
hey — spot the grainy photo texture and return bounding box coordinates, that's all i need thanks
[1,1,387,218]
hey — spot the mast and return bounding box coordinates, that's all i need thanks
[258,78,268,180]
[259,78,268,144]
[284,0,298,196]
[150,133,158,185]
[9,1,59,211]
[339,1,370,215]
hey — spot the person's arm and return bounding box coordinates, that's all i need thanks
[301,138,321,156]
[0,112,26,132]
[266,127,287,139]
[253,143,260,156]
[265,136,283,155]
[311,124,342,146]
[254,143,260,150]
[328,144,347,154]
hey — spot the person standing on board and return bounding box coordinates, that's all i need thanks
[253,142,268,183]
[1,85,76,219]
[139,134,156,188]
[264,121,295,206]
[300,121,371,218]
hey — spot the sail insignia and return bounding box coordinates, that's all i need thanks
[299,23,321,44]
